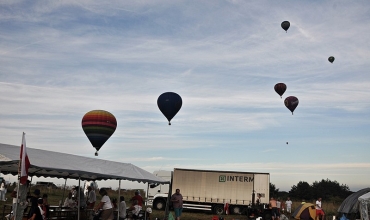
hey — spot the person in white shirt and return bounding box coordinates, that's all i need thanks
[0,180,6,201]
[86,186,96,209]
[316,198,325,220]
[119,196,127,220]
[256,193,262,205]
[285,197,292,214]
[128,200,142,219]
[277,198,282,214]
[63,192,77,209]
[94,189,114,220]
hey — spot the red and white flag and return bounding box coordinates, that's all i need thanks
[20,133,30,185]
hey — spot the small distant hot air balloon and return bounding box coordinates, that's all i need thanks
[274,83,287,98]
[82,110,117,156]
[284,96,299,115]
[281,21,290,32]
[328,56,335,63]
[286,142,288,145]
[157,92,182,125]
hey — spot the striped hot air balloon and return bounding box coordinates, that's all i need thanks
[81,110,117,156]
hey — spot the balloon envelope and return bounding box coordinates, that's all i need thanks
[281,21,290,32]
[274,83,287,98]
[81,110,117,153]
[284,96,299,115]
[157,92,182,125]
[328,56,335,63]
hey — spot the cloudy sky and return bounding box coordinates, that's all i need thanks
[1,1,370,192]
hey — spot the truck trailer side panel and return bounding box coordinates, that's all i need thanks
[172,168,269,205]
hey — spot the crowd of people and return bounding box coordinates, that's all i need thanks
[2,180,151,220]
[266,196,324,220]
[92,188,146,220]
[6,184,51,220]
[3,180,326,220]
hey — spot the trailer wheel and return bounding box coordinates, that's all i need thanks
[231,206,242,214]
[213,205,224,215]
[153,199,166,210]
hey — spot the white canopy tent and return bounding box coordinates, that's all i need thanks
[0,143,168,183]
[0,142,169,220]
[359,192,370,220]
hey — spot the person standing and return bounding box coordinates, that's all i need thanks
[316,198,325,220]
[277,198,281,214]
[269,197,279,220]
[42,194,50,219]
[285,197,292,216]
[28,198,45,220]
[0,180,6,201]
[131,191,143,207]
[28,189,41,219]
[86,186,96,209]
[256,193,262,205]
[94,188,114,220]
[171,189,183,220]
[118,196,127,220]
[71,186,77,200]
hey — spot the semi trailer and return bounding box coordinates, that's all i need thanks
[148,168,271,218]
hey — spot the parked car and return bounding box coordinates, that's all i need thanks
[100,187,112,191]
[33,181,59,189]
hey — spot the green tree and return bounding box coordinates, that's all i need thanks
[270,182,279,198]
[311,179,351,200]
[289,181,312,201]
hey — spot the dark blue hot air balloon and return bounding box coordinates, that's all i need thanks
[328,56,335,63]
[281,21,290,32]
[157,92,182,125]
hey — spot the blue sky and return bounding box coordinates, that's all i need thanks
[1,1,370,192]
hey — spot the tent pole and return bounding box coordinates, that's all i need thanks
[145,183,150,220]
[164,171,173,220]
[61,178,67,207]
[29,176,33,194]
[78,177,81,220]
[118,180,121,220]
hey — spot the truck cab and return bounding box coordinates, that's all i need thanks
[147,170,171,208]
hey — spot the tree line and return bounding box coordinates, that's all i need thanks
[270,179,352,201]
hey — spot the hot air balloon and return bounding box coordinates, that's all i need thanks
[81,110,117,156]
[281,21,290,32]
[157,92,182,125]
[328,56,335,63]
[274,83,287,98]
[284,96,299,115]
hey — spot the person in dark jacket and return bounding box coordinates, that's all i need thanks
[28,198,45,220]
[28,189,41,218]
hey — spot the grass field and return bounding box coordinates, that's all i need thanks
[0,186,341,220]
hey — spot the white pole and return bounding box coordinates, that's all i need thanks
[14,175,21,220]
[14,132,24,220]
[78,177,81,220]
[145,183,150,220]
[118,180,121,220]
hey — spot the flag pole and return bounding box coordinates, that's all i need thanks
[14,132,25,220]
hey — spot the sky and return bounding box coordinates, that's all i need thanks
[1,0,370,192]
